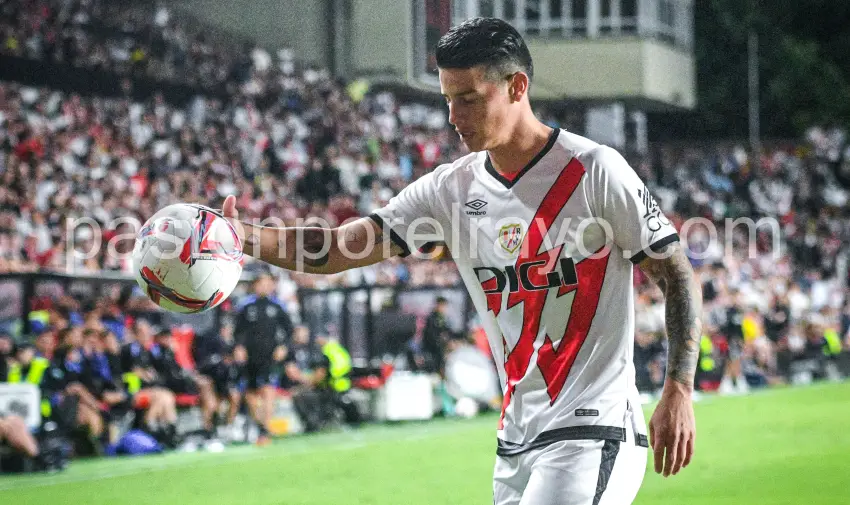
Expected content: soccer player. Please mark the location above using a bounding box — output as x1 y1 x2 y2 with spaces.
221 17 701 505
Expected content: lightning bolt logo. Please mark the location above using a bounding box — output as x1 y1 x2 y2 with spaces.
486 158 610 429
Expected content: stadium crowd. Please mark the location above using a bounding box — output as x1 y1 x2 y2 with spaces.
2 0 850 471
1 0 257 91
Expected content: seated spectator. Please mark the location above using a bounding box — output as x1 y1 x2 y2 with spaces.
284 327 357 432
311 333 360 427
151 328 221 446
120 319 179 448
80 329 128 445
49 328 108 448
193 324 242 439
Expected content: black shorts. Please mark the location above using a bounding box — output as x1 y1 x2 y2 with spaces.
166 375 199 395
54 395 80 430
245 361 275 391
199 363 238 397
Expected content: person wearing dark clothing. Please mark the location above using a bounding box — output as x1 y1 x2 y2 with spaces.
233 272 292 445
193 324 242 432
50 328 108 443
295 158 342 204
634 332 666 393
285 327 359 432
764 295 791 343
80 329 128 445
151 330 217 439
120 320 178 448
409 297 451 374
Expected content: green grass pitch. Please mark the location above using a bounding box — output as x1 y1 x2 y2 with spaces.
2 381 848 505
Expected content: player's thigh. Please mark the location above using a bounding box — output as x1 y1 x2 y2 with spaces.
518 440 602 505
518 438 646 505
597 441 647 505
493 451 529 505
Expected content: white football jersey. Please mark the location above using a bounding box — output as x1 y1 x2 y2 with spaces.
371 129 678 454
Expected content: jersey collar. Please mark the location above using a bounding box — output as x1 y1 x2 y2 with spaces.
485 128 560 189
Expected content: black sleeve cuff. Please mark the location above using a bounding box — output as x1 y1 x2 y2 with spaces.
368 213 412 258
629 233 680 264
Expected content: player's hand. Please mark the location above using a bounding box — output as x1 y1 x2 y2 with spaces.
273 345 287 362
649 380 695 477
221 195 246 244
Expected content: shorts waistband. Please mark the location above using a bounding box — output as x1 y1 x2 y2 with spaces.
497 425 648 457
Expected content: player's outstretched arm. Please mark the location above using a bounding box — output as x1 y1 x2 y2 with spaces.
221 195 403 275
637 241 703 478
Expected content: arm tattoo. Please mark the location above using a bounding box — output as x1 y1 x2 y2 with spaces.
245 233 261 248
244 230 262 258
343 226 364 246
639 242 703 387
302 227 331 267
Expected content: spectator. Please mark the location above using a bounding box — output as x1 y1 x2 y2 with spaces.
233 271 292 446
192 323 242 440
408 296 451 375
150 328 221 449
79 329 128 445
51 327 109 446
120 319 179 448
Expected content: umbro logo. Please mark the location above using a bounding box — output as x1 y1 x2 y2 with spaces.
465 199 488 216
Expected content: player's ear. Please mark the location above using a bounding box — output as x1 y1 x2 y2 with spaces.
507 72 529 103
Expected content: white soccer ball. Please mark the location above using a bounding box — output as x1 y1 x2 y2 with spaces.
132 203 244 314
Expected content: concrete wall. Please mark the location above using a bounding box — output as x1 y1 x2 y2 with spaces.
172 0 331 66
348 0 412 79
641 40 696 109
525 37 695 109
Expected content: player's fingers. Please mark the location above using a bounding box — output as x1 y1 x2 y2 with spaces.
653 445 665 475
648 419 659 449
222 195 238 219
652 432 665 475
663 433 679 477
672 434 688 475
682 434 695 469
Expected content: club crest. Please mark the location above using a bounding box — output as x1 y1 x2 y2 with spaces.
498 223 524 254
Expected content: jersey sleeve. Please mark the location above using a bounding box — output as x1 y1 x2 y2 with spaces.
584 146 679 263
369 170 444 257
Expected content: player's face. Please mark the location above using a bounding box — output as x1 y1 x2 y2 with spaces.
439 66 514 152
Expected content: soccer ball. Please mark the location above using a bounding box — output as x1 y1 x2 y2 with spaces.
132 203 243 314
